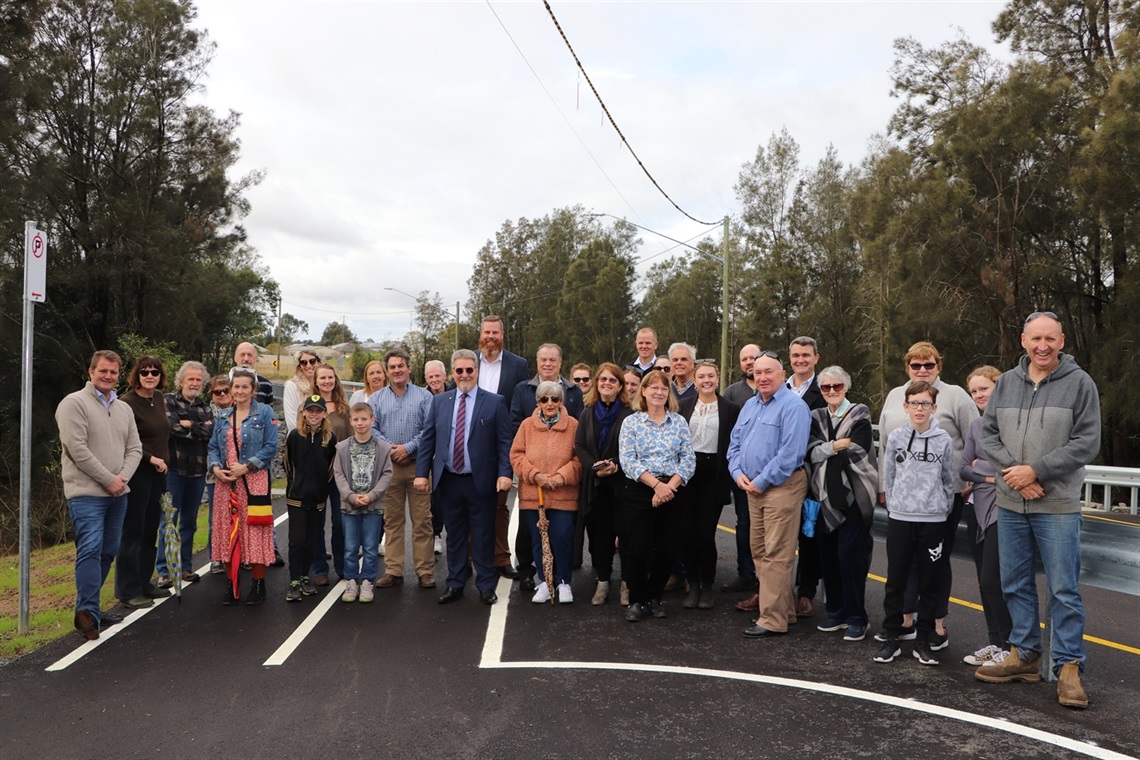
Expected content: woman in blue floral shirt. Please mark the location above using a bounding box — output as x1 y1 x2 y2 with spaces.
618 370 696 622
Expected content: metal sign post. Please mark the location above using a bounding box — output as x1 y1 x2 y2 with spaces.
19 221 47 634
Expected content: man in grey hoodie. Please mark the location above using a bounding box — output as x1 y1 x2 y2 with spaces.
974 311 1100 710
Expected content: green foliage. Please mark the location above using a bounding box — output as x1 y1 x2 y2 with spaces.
117 333 184 384
0 0 277 515
319 321 358 346
466 206 640 366
350 350 382 382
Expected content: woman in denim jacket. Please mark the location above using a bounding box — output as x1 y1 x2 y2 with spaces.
208 368 279 605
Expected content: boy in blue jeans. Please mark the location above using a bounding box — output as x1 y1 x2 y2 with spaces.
874 381 955 665
334 403 394 603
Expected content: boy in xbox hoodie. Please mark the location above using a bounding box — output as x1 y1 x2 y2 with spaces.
875 381 955 666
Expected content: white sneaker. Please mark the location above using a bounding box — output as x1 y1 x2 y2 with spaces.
981 649 1009 667
358 581 374 603
558 583 573 604
531 581 551 604
341 579 359 603
434 536 443 555
963 644 1002 666
378 541 385 556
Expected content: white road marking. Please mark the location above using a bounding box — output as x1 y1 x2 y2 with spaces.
263 578 346 666
46 511 289 672
478 531 1129 760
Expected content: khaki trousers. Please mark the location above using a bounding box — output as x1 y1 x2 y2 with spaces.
382 461 435 578
748 468 807 632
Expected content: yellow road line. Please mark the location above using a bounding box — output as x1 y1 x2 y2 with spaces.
1084 513 1140 528
719 524 1140 656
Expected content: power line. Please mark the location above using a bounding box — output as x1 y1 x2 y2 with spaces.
542 0 720 226
281 298 413 317
484 0 643 222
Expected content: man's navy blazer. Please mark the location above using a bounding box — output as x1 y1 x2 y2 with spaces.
493 350 531 398
417 388 513 497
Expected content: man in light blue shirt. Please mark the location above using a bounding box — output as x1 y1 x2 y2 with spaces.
727 352 810 639
369 348 436 589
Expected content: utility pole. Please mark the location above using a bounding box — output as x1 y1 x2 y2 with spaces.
720 215 730 392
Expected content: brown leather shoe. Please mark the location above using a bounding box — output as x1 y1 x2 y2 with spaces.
735 593 760 612
663 575 684 592
796 596 814 618
314 574 330 587
418 574 436 589
1057 662 1089 708
974 647 1041 683
375 573 403 588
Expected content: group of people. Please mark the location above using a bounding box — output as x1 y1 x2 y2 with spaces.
58 312 1099 709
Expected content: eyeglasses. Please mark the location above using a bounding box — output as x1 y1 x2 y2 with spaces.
909 361 938 371
298 357 319 366
754 350 780 361
820 383 845 393
654 366 671 374
211 388 230 396
453 367 475 375
138 368 161 378
905 400 934 410
1025 310 1060 324
598 376 619 384
573 376 590 384
536 396 562 404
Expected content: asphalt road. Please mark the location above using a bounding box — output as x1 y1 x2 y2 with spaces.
2 500 1138 760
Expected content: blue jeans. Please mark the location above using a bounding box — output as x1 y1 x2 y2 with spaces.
205 482 215 551
998 508 1085 671
342 512 383 583
310 489 344 578
68 495 128 615
524 508 575 585
157 472 206 576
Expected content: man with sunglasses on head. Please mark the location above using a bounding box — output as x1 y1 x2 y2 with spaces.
509 343 585 589
974 311 1100 709
727 351 811 639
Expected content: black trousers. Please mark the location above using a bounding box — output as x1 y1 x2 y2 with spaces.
624 480 680 605
883 517 946 641
115 466 164 600
585 482 626 581
902 493 963 618
795 529 821 599
680 453 722 585
818 516 873 626
288 505 322 582
969 516 1013 647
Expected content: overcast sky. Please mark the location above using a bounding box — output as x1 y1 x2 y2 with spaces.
191 0 1008 344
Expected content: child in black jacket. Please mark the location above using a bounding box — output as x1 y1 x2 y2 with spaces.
283 395 337 601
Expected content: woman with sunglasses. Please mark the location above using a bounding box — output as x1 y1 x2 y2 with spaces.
209 368 279 604
115 356 172 609
618 370 695 622
806 366 878 642
877 341 977 649
509 381 581 604
575 362 634 606
205 375 233 574
283 349 320 434
349 359 387 406
676 361 740 610
309 363 350 585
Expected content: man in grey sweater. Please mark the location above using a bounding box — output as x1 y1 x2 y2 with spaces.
975 312 1101 709
56 350 142 640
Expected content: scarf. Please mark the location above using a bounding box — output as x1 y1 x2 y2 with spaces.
539 409 562 429
594 399 622 449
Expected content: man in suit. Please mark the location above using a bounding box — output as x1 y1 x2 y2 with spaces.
786 336 826 618
415 349 514 604
475 315 530 578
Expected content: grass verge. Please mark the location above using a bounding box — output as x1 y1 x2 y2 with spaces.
0 507 211 659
